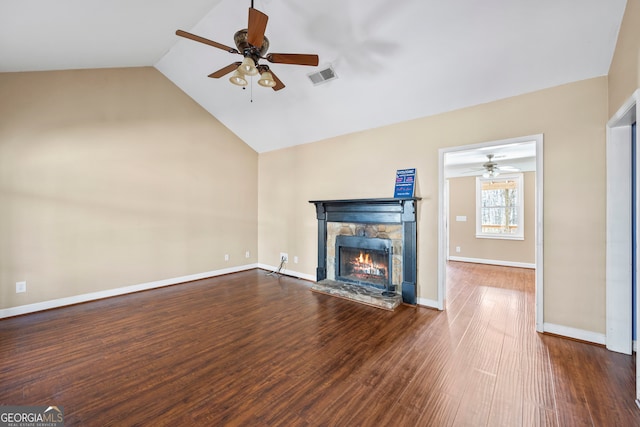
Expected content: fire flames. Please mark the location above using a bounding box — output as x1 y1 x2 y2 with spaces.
357 252 371 264
351 251 386 278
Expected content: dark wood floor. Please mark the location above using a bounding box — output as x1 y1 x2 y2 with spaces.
1 262 638 426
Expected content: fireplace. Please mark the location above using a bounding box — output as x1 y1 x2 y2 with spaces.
309 197 420 305
335 235 392 291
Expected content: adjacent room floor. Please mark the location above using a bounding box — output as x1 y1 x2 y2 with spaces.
0 262 638 425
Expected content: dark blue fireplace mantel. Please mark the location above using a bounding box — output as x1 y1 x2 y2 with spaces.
309 197 420 305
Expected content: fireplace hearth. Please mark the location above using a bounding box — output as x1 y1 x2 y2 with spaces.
309 198 420 308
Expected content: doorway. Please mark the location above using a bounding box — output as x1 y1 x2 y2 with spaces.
605 89 639 403
438 134 544 331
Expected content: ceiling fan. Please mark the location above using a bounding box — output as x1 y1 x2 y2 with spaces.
475 154 520 178
175 1 319 91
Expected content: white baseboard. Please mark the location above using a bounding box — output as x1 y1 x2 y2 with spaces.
257 263 316 282
449 256 535 269
0 264 259 319
417 297 442 310
543 322 606 345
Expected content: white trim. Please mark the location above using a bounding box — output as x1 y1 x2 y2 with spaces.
605 88 640 404
438 149 447 311
535 138 544 333
257 263 316 282
439 134 544 327
417 297 440 309
445 180 451 262
474 235 525 241
543 322 606 345
607 89 639 127
605 89 639 357
448 256 535 269
0 264 259 319
606 123 633 355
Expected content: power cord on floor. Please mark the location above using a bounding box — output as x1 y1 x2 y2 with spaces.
267 256 287 277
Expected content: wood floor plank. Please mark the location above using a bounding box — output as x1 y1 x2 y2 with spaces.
1 264 639 425
487 349 525 426
523 402 559 427
451 367 497 425
415 391 460 426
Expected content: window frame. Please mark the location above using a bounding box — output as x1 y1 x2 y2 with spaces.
475 173 524 240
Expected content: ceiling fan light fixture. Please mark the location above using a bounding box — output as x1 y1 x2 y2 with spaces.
483 170 500 178
239 56 258 76
258 71 276 88
229 70 248 86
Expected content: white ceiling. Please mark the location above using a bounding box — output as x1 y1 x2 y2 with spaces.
444 140 537 178
0 0 627 153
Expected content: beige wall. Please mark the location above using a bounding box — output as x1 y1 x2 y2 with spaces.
0 68 258 310
259 76 608 333
448 172 535 264
4 2 638 336
608 0 640 114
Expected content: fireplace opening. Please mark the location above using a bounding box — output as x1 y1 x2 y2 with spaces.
338 247 389 287
335 235 393 292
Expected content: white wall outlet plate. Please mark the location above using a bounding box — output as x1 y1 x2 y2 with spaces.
280 252 288 262
16 281 26 293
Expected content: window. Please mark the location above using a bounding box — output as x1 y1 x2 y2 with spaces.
476 173 524 240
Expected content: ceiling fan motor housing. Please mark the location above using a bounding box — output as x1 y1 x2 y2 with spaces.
234 29 269 63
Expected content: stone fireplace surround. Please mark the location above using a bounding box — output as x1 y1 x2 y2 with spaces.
309 198 420 306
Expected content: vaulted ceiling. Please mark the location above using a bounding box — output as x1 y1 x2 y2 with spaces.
1 0 627 153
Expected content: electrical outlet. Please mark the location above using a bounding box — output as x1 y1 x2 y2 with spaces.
16 281 26 293
294 256 299 264
224 254 229 261
280 252 288 263
455 246 461 253
245 251 250 258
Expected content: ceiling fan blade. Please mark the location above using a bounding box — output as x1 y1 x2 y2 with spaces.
266 53 319 66
497 166 520 172
463 168 486 174
247 8 268 47
269 70 286 91
208 62 242 79
176 30 238 53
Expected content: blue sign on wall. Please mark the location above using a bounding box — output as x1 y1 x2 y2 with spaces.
393 168 416 198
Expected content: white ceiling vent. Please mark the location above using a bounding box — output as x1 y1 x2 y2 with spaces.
308 65 338 86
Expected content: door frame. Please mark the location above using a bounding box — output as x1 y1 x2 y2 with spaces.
438 134 544 331
605 89 639 403
606 89 638 355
